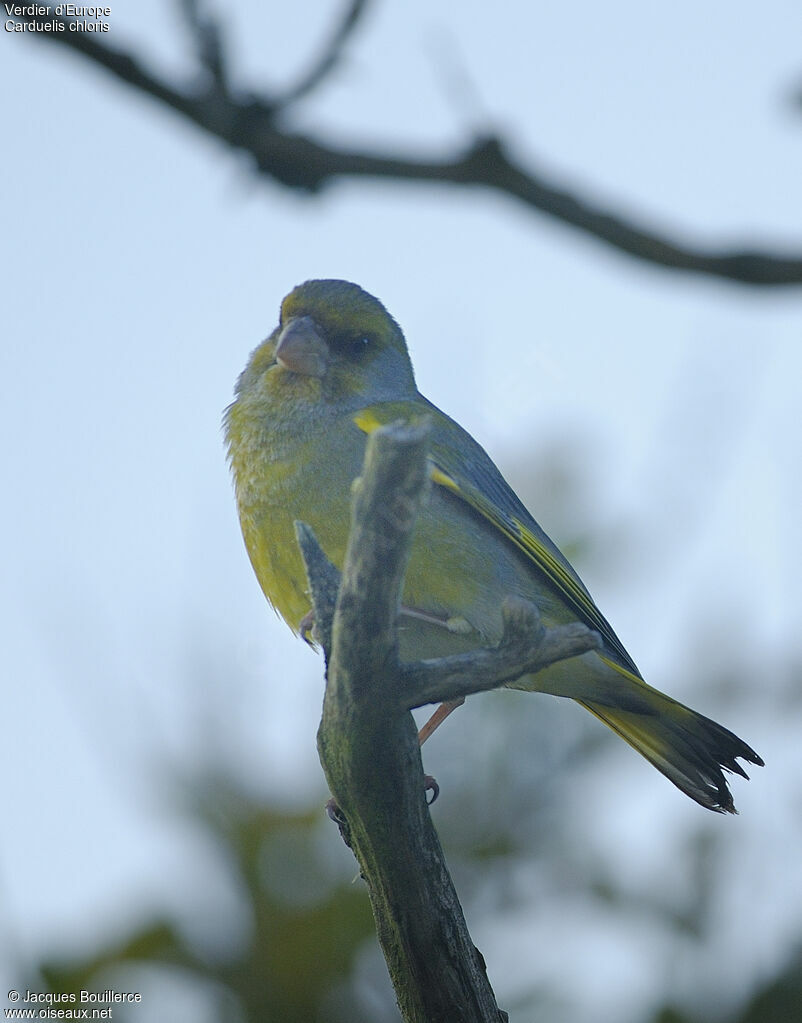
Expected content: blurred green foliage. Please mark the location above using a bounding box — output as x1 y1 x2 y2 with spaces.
20 760 802 1022
34 782 377 1022
14 445 800 1022
654 945 802 1023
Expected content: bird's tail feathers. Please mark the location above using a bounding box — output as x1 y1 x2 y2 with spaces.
580 692 763 813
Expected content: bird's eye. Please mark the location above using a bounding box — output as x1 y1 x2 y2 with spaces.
345 334 371 354
331 331 373 355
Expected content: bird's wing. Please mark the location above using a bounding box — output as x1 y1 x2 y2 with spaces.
352 398 639 674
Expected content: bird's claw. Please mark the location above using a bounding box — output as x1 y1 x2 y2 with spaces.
423 774 440 805
325 797 345 824
299 609 317 647
325 797 353 848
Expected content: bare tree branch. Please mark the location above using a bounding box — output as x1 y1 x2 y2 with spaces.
399 596 601 709
276 0 370 108
12 8 802 286
297 421 602 1022
178 0 229 92
302 423 506 1023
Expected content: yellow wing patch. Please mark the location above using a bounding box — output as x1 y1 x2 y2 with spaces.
353 405 634 669
352 408 388 434
354 410 461 497
421 464 633 668
428 465 460 493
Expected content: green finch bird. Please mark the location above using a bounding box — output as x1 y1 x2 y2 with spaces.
224 279 762 813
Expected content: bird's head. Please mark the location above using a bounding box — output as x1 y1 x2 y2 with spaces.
236 280 416 409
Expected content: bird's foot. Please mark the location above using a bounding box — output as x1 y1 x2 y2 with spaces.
325 797 352 848
423 775 440 804
299 609 317 647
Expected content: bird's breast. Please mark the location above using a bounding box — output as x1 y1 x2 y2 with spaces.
227 400 365 630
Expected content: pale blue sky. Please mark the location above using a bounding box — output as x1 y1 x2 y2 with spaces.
2 3 801 1020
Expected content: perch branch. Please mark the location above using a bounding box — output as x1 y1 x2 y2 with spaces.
399 596 601 709
297 422 600 1022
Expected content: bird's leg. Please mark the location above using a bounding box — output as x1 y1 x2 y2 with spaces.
323 602 467 805
401 604 469 790
418 696 466 745
419 698 465 804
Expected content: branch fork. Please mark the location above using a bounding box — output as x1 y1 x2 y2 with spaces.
295 421 600 1023
12 5 802 285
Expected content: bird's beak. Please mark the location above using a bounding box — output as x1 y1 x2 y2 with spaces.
275 316 330 377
